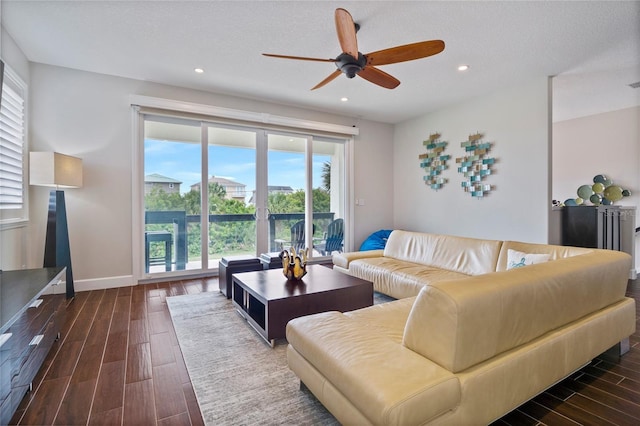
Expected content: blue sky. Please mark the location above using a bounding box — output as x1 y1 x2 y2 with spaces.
144 139 329 196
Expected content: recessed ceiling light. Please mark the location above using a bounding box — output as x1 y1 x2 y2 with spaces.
457 65 469 71
194 68 205 73
340 97 349 102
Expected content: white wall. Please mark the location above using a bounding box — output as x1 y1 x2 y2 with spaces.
552 106 639 210
25 63 394 289
393 77 551 243
352 119 394 247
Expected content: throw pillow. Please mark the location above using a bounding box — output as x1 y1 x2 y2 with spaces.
359 229 393 251
507 249 551 270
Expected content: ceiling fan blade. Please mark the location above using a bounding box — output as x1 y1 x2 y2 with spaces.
262 53 337 63
335 8 358 58
366 40 445 66
311 70 342 90
358 66 400 89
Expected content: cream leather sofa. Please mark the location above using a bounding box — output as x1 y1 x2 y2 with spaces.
286 230 636 425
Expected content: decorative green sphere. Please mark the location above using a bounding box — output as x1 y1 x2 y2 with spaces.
622 189 631 197
592 182 605 194
593 174 606 184
577 185 593 199
603 185 623 202
589 194 602 205
564 198 578 206
602 198 612 205
575 197 584 205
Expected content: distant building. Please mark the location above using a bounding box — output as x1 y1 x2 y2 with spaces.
248 185 294 205
145 173 182 195
191 176 247 202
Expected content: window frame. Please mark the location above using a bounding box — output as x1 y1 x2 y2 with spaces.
0 61 29 229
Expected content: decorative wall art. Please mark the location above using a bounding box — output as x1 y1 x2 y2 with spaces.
455 133 496 198
562 174 631 206
418 133 450 190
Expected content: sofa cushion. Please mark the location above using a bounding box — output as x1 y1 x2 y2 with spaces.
496 240 591 271
286 310 461 425
506 249 551 269
344 296 416 343
384 230 503 275
332 249 383 270
359 229 393 251
402 249 631 373
349 257 470 299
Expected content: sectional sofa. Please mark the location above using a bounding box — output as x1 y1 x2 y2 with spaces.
286 230 636 425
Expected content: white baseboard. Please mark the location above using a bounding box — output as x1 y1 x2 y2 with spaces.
49 275 136 294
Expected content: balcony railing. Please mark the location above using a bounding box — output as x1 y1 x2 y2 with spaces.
144 211 336 271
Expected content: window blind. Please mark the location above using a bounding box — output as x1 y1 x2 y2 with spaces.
0 68 26 210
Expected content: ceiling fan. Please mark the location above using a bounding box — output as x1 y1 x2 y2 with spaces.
263 8 445 90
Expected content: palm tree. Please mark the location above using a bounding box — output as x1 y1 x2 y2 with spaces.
321 161 331 192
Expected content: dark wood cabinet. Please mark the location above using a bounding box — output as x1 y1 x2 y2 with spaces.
561 205 620 249
0 267 66 425
559 205 637 279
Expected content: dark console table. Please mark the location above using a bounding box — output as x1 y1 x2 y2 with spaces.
0 267 66 424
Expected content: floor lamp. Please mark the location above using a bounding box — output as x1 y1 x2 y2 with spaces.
30 152 83 298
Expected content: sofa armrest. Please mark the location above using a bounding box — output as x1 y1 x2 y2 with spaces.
332 249 384 270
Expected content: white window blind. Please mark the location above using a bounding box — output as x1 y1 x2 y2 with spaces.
0 63 27 220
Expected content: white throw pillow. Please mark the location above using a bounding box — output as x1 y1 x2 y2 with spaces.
506 249 551 270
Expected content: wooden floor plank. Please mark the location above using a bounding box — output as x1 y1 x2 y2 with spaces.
90 360 125 416
560 376 640 419
126 342 153 384
496 407 539 425
575 372 640 406
123 379 156 426
14 376 69 425
183 382 205 426
150 331 177 367
128 318 149 345
516 400 581 426
53 379 96 426
42 339 84 380
153 362 189 421
88 406 122 426
534 392 616 426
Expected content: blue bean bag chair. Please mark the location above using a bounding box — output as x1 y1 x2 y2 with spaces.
359 229 393 251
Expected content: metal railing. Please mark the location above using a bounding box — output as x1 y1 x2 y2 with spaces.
144 211 336 271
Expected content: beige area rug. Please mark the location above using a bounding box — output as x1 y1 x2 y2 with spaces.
167 290 340 425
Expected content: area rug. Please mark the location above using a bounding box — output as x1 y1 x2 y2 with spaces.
168 290 395 425
167 291 333 425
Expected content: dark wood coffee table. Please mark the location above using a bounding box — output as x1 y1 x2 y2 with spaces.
232 265 373 347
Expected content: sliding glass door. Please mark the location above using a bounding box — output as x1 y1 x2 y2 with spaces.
144 117 202 273
141 115 346 278
312 138 345 257
206 126 258 268
265 134 346 258
265 133 307 254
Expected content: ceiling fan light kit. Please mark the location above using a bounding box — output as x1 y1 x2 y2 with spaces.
263 8 445 90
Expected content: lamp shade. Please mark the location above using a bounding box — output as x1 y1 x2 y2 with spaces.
29 152 83 188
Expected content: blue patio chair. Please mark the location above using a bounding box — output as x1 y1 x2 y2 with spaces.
316 218 344 256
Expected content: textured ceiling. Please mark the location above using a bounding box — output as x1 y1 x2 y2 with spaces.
2 1 639 123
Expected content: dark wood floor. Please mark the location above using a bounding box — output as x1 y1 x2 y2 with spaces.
10 277 640 425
